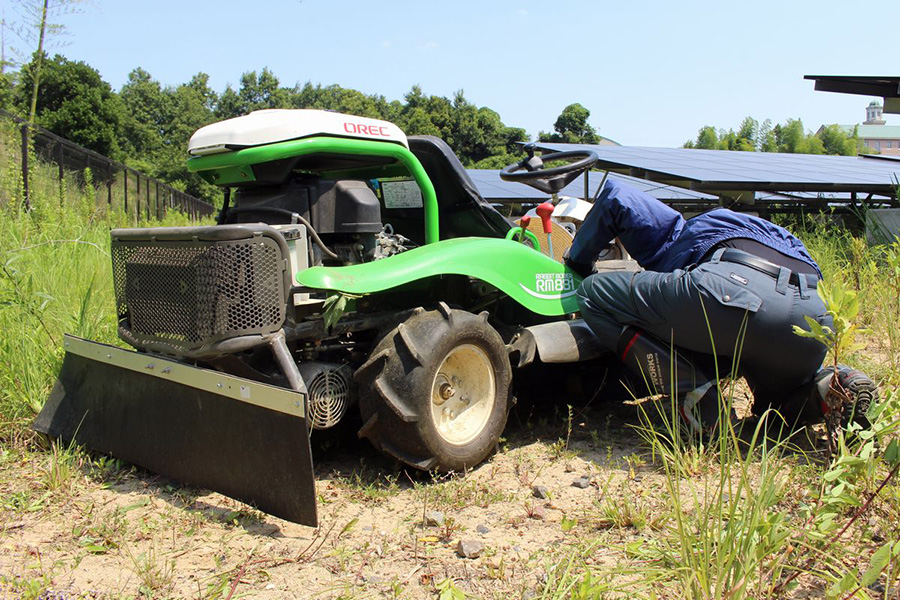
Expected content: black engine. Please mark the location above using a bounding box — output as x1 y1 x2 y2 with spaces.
223 178 397 265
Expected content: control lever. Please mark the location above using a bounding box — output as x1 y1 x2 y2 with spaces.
517 215 531 243
535 202 555 259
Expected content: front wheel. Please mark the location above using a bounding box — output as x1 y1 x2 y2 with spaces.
355 305 512 471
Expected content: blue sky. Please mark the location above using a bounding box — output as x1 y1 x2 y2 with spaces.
38 0 900 146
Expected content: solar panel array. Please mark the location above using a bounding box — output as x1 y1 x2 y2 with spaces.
467 169 717 202
532 144 900 195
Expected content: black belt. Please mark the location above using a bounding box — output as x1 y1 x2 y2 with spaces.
719 249 820 288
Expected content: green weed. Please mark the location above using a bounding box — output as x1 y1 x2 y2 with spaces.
415 472 512 510
127 544 176 598
43 438 83 493
331 469 401 504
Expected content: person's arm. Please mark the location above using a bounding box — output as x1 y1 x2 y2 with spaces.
566 180 685 274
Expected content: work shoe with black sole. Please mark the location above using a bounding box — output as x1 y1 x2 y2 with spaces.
816 365 879 430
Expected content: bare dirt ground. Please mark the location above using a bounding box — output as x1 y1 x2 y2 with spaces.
0 376 838 600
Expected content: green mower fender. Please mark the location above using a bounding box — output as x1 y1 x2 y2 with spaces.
296 237 583 316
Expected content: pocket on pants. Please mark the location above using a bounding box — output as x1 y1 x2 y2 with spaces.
694 269 763 313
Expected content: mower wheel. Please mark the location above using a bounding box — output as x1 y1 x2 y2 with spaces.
355 305 512 472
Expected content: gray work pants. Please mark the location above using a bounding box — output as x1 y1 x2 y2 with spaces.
576 248 830 410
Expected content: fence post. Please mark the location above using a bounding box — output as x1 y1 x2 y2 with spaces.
3 110 213 220
21 124 30 211
136 172 140 222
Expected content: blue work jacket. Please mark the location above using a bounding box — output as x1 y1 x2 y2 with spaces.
567 180 821 276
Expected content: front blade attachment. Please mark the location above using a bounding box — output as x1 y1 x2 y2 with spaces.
34 335 317 526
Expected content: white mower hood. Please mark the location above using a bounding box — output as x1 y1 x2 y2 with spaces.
188 109 409 156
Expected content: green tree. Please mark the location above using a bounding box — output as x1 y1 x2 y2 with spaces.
119 67 169 161
215 68 288 119
14 53 123 156
538 103 600 144
758 119 777 152
818 124 858 156
735 116 758 151
686 125 719 149
158 73 219 198
289 82 400 121
116 69 220 200
777 119 822 154
686 117 852 155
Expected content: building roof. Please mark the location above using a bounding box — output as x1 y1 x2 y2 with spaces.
835 124 900 139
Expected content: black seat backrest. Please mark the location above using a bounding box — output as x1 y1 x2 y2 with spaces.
407 136 512 240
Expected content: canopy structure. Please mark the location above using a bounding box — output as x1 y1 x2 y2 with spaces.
805 75 900 114
528 143 900 211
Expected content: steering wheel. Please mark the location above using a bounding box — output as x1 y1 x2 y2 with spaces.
500 144 599 194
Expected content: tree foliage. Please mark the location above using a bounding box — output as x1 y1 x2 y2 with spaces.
538 103 600 144
3 55 595 200
14 53 123 156
684 116 859 156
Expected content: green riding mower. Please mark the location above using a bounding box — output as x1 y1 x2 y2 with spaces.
35 109 616 526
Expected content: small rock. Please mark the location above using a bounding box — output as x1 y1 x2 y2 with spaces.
367 575 386 584
532 485 549 499
424 511 445 527
476 524 490 534
265 584 275 590
362 525 373 531
530 505 546 520
457 539 484 559
571 477 590 489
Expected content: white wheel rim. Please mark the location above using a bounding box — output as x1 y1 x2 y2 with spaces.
430 344 496 445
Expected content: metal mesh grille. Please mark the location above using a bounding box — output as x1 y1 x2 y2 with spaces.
111 237 286 351
307 369 350 430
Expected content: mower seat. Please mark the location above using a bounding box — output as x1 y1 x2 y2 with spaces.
407 136 513 241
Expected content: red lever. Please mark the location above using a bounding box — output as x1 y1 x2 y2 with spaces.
516 215 531 242
535 202 554 234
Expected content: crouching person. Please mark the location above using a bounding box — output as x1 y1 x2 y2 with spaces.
565 180 878 434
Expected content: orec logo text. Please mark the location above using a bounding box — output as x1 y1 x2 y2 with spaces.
344 122 391 137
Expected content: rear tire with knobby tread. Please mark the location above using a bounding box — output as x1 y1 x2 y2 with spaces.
355 307 511 472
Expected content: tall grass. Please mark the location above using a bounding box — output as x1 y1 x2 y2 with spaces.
0 123 205 440
800 216 900 385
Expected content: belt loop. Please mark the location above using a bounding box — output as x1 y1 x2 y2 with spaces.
775 267 789 295
710 247 727 263
798 273 809 299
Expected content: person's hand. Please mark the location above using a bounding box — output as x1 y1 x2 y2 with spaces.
563 248 594 278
